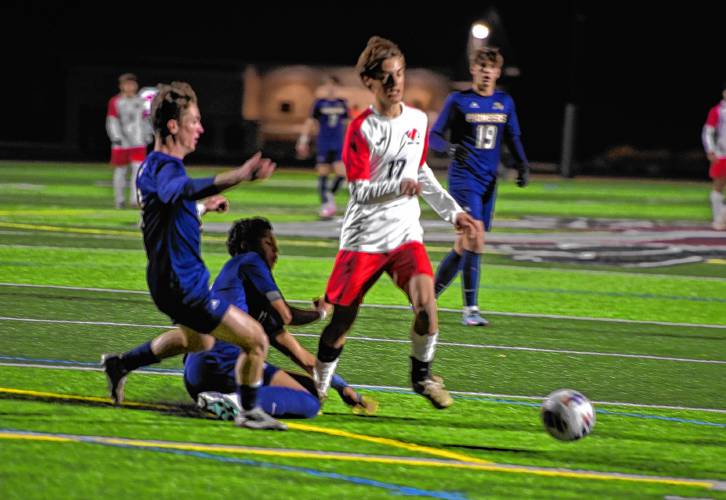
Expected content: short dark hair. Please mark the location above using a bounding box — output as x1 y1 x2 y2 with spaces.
356 36 405 82
118 73 137 83
150 81 197 141
470 47 504 68
227 217 273 257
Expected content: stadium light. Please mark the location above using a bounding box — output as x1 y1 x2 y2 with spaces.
471 22 490 40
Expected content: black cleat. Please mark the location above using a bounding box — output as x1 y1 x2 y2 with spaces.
101 354 128 405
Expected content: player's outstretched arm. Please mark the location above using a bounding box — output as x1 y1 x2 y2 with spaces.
214 152 276 190
418 163 464 224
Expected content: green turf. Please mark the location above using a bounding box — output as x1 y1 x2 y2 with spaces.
1 161 725 499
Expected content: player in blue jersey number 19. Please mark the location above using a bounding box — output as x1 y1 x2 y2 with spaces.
430 47 530 327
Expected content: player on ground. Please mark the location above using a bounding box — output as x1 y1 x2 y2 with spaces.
430 47 530 326
212 217 378 414
106 73 153 209
101 81 285 430
312 36 476 409
702 81 726 231
296 76 350 219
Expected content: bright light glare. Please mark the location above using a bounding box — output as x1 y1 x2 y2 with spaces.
471 23 490 40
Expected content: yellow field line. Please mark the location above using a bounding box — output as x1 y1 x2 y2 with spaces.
0 430 716 490
0 386 485 463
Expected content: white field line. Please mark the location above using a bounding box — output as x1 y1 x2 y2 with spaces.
2 361 725 415
1 315 724 365
2 282 725 330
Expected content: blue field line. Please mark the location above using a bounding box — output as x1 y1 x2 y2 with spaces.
2 355 725 428
1 429 467 500
0 355 182 374
480 284 726 304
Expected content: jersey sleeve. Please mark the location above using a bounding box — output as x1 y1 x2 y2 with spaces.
504 97 528 166
703 106 719 154
240 254 282 302
311 100 322 120
428 93 457 153
418 163 463 224
105 97 123 144
156 161 221 204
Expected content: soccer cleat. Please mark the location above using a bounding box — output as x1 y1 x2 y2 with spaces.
319 201 336 220
337 387 379 416
196 391 240 421
713 215 726 231
234 406 288 431
413 375 454 409
462 308 489 327
101 354 128 405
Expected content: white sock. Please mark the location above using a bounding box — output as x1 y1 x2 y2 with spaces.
411 332 438 363
129 162 141 207
113 167 127 207
313 358 339 397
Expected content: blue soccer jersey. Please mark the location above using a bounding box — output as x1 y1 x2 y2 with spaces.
430 89 525 192
136 151 221 307
211 252 283 329
312 98 349 149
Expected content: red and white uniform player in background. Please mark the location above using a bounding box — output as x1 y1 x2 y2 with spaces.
702 82 726 230
106 73 153 209
313 36 476 410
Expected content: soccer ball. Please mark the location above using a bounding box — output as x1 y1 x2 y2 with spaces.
541 389 595 441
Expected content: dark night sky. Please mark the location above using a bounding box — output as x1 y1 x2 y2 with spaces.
3 2 724 163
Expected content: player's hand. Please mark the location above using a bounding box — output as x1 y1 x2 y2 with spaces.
515 163 530 188
313 296 332 321
400 178 421 197
215 152 276 188
295 142 310 159
448 141 475 164
707 152 717 163
203 195 229 213
454 211 476 235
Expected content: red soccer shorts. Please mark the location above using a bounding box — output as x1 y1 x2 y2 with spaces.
111 146 147 166
710 158 726 179
325 241 433 307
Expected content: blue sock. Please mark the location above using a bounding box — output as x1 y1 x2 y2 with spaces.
318 176 329 203
120 341 160 372
238 382 261 411
330 176 345 194
330 373 349 392
461 250 481 308
434 250 462 297
258 387 320 418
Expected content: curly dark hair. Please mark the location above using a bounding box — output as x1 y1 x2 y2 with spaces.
150 81 198 141
226 217 273 257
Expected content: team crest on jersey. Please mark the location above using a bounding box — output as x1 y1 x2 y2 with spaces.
493 102 505 110
405 128 421 145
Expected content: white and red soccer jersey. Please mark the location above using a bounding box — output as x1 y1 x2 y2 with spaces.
703 100 726 159
339 103 463 253
106 94 152 149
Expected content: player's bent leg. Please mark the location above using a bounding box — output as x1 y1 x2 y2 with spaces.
406 274 453 409
314 304 358 399
434 234 464 299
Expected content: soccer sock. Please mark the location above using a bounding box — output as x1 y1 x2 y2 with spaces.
318 175 329 204
330 373 349 392
330 175 345 194
129 162 141 206
238 379 262 411
710 190 724 222
120 341 160 372
461 250 481 308
410 332 438 385
434 250 462 297
112 167 126 207
257 387 320 419
314 341 343 397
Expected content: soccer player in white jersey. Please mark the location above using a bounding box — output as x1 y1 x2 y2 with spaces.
106 73 153 209
312 36 476 409
702 81 726 231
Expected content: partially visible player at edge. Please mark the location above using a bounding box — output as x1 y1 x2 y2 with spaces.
313 36 476 409
702 81 726 231
430 47 530 326
101 81 286 430
296 75 350 219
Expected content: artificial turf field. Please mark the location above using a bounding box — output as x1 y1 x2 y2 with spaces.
0 161 725 499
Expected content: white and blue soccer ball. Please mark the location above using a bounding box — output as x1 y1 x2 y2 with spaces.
541 389 596 441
